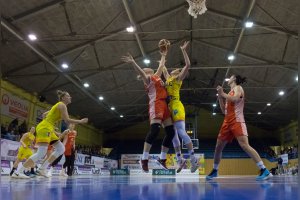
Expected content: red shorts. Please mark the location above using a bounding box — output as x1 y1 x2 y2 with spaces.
149 99 171 121
218 121 248 142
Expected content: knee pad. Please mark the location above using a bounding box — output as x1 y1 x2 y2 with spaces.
52 141 65 157
172 132 181 148
162 125 175 148
30 146 48 162
145 123 161 145
174 121 191 145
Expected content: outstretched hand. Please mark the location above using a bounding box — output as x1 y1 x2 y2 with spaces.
180 41 190 51
80 118 88 124
121 53 134 63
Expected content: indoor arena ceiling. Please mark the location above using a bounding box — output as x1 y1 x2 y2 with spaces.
0 0 298 132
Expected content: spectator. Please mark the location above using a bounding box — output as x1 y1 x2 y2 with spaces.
8 118 19 132
18 120 28 135
277 156 283 175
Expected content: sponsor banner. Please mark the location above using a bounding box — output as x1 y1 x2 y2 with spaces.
121 154 161 170
121 153 205 174
1 139 118 175
1 89 30 120
75 153 87 166
1 139 20 161
91 156 104 168
110 169 130 175
1 160 11 175
281 154 288 164
152 169 176 176
77 165 93 175
103 158 118 169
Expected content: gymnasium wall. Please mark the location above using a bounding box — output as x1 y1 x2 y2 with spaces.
277 120 298 146
105 107 275 142
0 79 103 146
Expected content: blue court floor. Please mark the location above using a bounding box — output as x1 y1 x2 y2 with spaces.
0 174 298 200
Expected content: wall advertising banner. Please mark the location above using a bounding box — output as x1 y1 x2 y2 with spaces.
1 89 30 120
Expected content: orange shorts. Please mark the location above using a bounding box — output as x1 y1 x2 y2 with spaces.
218 121 248 142
149 99 171 121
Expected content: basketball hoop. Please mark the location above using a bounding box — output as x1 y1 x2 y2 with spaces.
186 0 207 18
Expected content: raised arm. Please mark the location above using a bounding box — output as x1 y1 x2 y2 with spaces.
121 53 149 85
178 41 190 81
154 52 167 77
162 66 170 80
217 96 225 114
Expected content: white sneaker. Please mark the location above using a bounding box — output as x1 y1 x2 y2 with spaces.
176 158 187 173
11 172 30 179
190 156 199 173
59 170 68 177
36 168 50 178
47 167 53 177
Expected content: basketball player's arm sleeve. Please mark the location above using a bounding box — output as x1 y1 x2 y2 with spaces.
155 53 166 77
178 47 191 81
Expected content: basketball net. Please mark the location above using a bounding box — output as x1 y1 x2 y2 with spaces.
186 0 207 18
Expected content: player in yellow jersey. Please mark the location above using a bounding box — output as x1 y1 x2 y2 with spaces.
10 127 36 177
163 41 198 173
12 90 88 178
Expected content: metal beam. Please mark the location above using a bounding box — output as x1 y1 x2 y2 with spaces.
1 18 117 117
122 0 146 57
6 63 296 78
6 0 64 23
4 3 186 76
207 7 298 39
95 86 297 94
193 39 297 72
40 38 186 93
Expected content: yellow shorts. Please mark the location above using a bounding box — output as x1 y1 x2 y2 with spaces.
35 121 59 143
17 146 33 160
168 100 185 122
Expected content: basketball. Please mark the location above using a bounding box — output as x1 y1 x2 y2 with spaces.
158 39 170 53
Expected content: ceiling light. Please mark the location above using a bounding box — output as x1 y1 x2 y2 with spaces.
61 63 69 69
278 91 285 96
266 103 271 106
258 112 261 115
111 107 115 110
143 58 150 64
99 96 104 101
296 76 298 81
213 104 217 107
126 26 135 33
245 21 254 28
212 112 216 115
28 34 37 41
83 83 89 88
120 115 124 118
227 54 235 61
